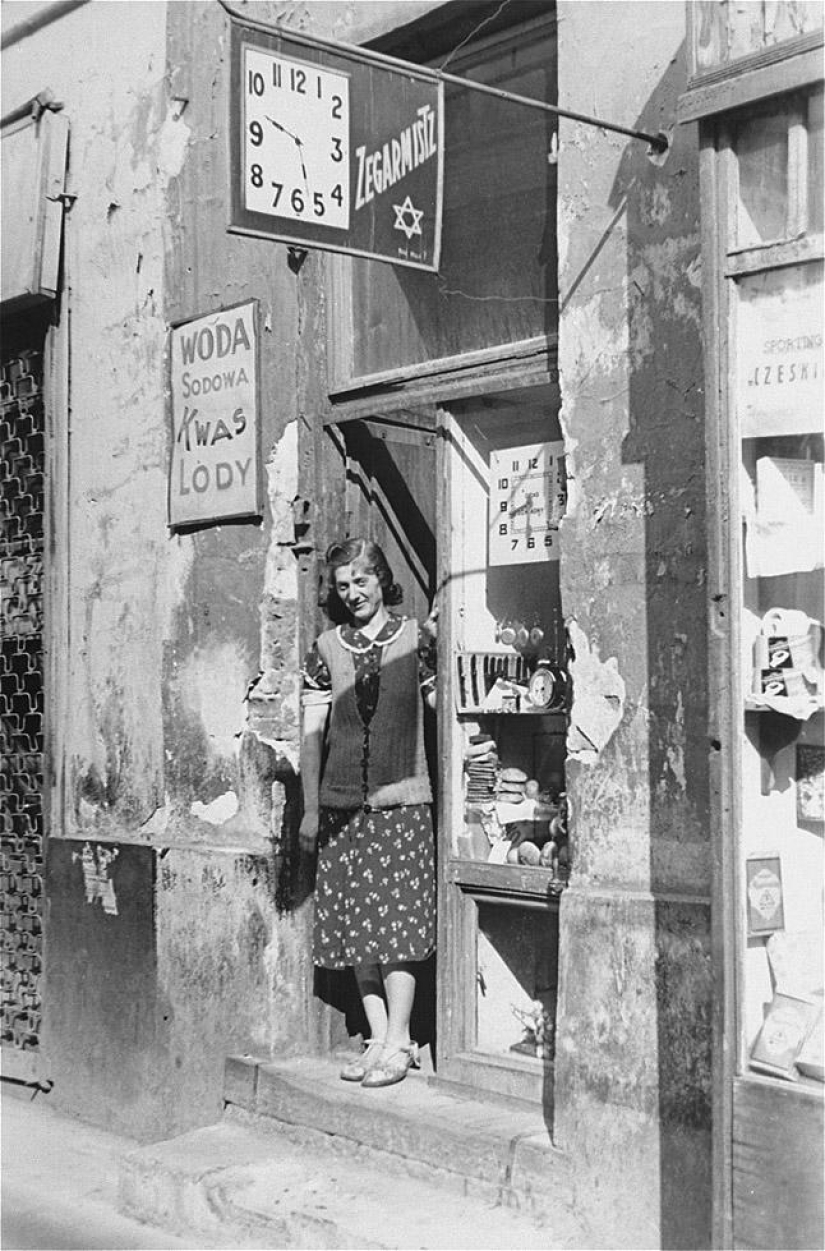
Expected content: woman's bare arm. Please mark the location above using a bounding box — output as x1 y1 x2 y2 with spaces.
299 701 330 852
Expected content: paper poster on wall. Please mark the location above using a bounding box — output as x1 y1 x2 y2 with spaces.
736 263 823 438
168 300 262 528
745 456 825 577
749 991 821 1080
746 855 785 936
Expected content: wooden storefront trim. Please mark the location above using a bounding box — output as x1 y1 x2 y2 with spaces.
325 337 558 426
678 32 823 124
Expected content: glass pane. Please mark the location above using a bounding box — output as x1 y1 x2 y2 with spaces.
736 262 825 1085
736 111 789 247
476 902 558 1061
808 90 824 235
445 392 568 866
346 21 556 380
692 1 824 75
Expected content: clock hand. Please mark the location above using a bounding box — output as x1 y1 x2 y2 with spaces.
266 117 310 196
265 115 301 145
295 138 310 196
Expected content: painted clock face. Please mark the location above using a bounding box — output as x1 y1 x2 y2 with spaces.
243 47 351 230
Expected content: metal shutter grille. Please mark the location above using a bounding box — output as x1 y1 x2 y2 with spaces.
1 347 44 1056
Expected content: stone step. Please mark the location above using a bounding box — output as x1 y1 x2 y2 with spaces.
118 1056 588 1249
120 1109 583 1249
223 1053 573 1216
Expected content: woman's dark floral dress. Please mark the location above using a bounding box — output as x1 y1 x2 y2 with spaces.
302 614 436 970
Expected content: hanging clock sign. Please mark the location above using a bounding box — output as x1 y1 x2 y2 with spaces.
228 14 443 271
488 441 567 566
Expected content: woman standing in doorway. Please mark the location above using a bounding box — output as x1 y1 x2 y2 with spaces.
299 538 437 1088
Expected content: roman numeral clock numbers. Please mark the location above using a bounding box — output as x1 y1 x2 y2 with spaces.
242 47 351 230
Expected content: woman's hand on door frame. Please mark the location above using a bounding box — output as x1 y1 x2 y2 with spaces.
299 809 320 853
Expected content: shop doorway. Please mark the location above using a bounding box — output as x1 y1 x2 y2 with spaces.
318 2 561 1100
336 417 437 623
322 414 439 1058
325 381 567 1110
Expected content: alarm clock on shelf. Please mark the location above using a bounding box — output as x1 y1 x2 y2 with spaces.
527 660 568 712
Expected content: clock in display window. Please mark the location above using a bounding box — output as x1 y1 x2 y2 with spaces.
488 441 566 566
243 47 350 230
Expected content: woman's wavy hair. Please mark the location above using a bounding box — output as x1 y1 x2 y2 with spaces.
323 537 403 615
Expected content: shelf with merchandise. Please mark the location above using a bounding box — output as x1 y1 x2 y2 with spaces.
454 650 569 716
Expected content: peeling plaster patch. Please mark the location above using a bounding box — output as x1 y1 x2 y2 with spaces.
266 421 299 538
179 641 248 751
639 184 672 227
562 292 631 388
591 491 653 527
249 729 301 774
672 289 701 329
264 423 302 606
140 800 173 836
266 563 299 604
156 106 192 179
190 791 239 825
246 669 301 771
160 537 196 640
259 931 286 1051
685 256 702 288
73 843 119 915
628 233 702 360
567 620 627 762
255 423 303 765
78 796 101 829
661 690 687 794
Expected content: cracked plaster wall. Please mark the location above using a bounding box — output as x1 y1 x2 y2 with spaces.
552 6 712 1247
3 3 177 839
557 0 709 897
4 0 449 1140
2 0 319 1135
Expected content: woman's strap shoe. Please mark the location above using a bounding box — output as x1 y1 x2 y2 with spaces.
361 1042 420 1088
339 1038 384 1082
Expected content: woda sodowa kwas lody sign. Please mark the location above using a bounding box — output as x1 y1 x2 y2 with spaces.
168 300 262 528
228 14 444 271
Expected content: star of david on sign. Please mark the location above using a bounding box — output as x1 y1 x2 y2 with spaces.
392 195 423 240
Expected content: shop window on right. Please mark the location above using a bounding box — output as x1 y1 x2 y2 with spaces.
736 255 824 1085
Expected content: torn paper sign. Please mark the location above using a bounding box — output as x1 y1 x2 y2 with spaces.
745 456 824 578
566 622 626 762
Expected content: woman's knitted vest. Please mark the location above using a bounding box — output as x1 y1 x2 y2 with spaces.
317 618 432 810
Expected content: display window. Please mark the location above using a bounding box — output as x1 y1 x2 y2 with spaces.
433 383 567 1105
683 12 823 1239
475 901 559 1063
443 389 568 879
731 91 824 1088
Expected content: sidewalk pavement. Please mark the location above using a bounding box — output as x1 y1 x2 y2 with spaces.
1 1084 204 1251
